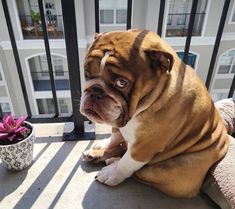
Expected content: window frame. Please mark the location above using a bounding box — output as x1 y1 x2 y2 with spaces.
217 50 235 75
0 102 11 114
99 0 128 26
100 8 127 26
211 49 235 101
229 0 235 24
163 0 210 38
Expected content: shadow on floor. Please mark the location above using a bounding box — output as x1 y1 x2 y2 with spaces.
0 165 28 201
81 178 210 209
0 137 94 209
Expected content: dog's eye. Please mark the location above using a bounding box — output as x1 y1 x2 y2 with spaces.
115 78 129 88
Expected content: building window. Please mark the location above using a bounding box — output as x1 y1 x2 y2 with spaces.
38 55 49 77
116 9 127 24
99 0 127 25
229 1 235 23
232 10 235 23
0 102 11 115
37 98 70 114
37 98 54 114
218 50 235 74
211 49 235 102
58 99 68 114
28 54 69 91
53 57 64 77
211 92 229 102
100 10 114 24
177 52 197 68
166 0 208 37
16 0 64 39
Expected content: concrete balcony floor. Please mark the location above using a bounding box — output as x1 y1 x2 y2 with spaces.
0 123 212 209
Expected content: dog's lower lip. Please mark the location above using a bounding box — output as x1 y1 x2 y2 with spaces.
85 108 96 115
84 108 103 121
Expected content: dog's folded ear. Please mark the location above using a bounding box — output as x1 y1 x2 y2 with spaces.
94 33 99 39
94 32 106 39
145 50 174 72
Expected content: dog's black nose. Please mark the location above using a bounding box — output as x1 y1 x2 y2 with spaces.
90 86 106 100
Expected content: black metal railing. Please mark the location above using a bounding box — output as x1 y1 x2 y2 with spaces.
1 0 234 140
19 15 64 39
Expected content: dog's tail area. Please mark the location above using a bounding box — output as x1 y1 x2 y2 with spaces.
215 98 235 135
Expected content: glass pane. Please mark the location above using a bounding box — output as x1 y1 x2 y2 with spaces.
218 65 230 74
37 98 55 114
218 50 235 74
59 99 68 113
100 10 114 24
219 56 233 66
231 65 235 73
211 93 228 102
232 10 235 22
55 65 64 76
53 56 64 76
0 102 11 114
167 14 173 25
17 0 64 39
40 55 49 73
166 0 207 37
116 9 127 24
176 14 187 25
29 55 70 91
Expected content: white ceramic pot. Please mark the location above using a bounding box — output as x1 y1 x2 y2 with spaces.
0 121 35 171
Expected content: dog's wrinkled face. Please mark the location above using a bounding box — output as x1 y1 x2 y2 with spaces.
80 30 174 127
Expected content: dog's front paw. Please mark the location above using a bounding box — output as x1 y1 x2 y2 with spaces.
92 138 111 150
82 149 105 163
95 160 126 186
82 138 111 163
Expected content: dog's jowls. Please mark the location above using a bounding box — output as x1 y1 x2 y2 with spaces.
80 29 229 198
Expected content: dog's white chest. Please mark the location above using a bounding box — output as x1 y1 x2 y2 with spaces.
119 118 139 144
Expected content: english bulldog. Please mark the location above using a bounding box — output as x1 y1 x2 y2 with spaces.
80 29 229 198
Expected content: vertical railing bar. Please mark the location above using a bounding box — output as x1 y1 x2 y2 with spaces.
0 105 3 119
61 0 95 141
38 0 59 117
228 75 235 98
205 0 230 89
2 0 32 117
183 0 198 63
126 0 132 30
157 0 165 37
94 0 100 33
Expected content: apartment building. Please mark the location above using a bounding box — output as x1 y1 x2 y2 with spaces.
0 0 234 116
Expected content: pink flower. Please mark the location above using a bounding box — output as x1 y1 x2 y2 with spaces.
0 115 29 142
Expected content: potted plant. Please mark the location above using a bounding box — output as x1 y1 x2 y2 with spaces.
31 10 41 36
0 115 35 171
31 10 41 25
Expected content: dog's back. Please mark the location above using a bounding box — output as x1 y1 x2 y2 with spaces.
134 48 229 198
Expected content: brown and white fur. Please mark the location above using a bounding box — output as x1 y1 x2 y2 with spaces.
80 30 229 198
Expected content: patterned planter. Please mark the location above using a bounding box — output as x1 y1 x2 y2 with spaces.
0 122 35 171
